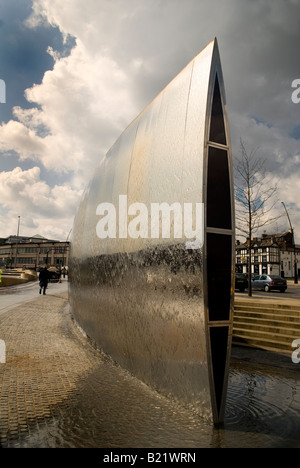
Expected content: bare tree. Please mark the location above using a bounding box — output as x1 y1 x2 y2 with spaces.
234 139 280 296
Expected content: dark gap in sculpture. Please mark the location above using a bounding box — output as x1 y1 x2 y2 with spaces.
209 75 227 145
209 326 229 416
207 233 231 321
207 147 231 230
206 70 233 423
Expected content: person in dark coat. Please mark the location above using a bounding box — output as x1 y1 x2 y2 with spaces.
39 266 49 295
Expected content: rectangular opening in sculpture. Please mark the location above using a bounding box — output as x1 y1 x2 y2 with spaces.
207 147 231 230
209 75 227 145
209 326 229 417
207 233 232 321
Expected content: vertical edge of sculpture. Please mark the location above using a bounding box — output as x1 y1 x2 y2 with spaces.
69 38 235 425
204 40 235 425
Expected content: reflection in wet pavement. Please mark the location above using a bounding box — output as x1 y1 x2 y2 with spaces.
224 363 300 447
8 345 300 448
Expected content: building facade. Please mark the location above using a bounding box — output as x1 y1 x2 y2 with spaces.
0 234 70 270
236 237 281 276
268 231 300 278
236 231 300 278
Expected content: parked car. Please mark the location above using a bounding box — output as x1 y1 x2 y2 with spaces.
251 274 287 293
47 268 61 283
235 273 248 292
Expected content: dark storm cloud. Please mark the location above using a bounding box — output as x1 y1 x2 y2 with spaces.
0 0 299 239
0 0 72 123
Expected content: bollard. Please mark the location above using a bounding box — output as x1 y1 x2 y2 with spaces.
0 340 6 364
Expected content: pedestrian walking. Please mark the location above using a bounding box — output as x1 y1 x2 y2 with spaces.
39 266 49 295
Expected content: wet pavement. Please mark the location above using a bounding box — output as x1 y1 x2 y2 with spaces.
0 280 300 448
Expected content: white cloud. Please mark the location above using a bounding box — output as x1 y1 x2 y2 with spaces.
0 120 45 160
0 36 139 185
0 0 299 242
0 167 79 239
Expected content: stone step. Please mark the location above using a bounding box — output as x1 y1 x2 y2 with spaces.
234 311 300 324
232 334 293 354
233 324 298 342
235 300 300 308
1 271 22 277
233 317 300 334
233 300 300 355
235 303 300 313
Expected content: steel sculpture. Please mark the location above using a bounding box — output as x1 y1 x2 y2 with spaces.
69 38 235 425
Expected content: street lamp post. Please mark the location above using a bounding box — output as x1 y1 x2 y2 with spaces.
14 216 21 269
46 249 52 266
282 202 298 284
62 228 72 268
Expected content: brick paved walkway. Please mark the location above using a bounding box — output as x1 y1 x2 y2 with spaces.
0 291 99 447
1 289 300 448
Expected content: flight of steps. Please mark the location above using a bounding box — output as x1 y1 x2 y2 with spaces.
233 300 300 355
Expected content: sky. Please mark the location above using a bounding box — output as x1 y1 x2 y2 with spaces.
0 0 299 242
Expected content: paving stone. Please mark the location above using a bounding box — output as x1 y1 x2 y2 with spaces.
0 291 100 447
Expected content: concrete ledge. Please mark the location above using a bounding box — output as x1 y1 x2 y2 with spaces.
0 269 37 288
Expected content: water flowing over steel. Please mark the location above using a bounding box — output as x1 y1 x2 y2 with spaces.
69 38 235 425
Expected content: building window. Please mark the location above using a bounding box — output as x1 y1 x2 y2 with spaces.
0 248 11 255
15 258 36 265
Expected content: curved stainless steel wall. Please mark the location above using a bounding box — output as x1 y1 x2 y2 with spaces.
69 38 235 425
